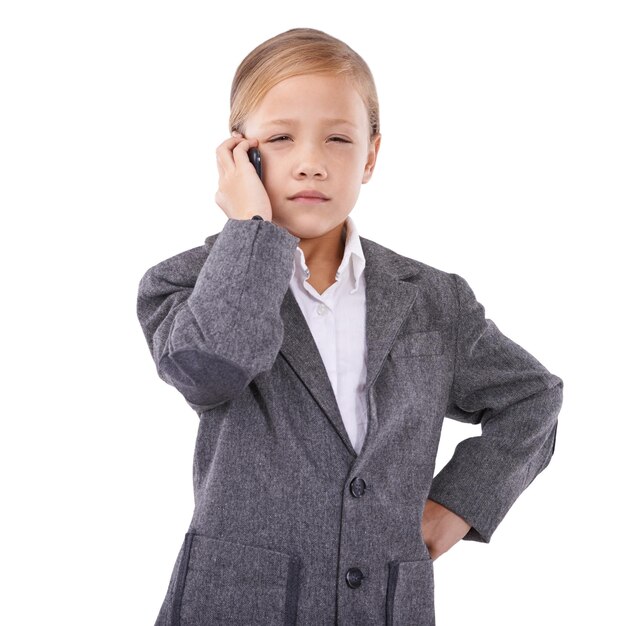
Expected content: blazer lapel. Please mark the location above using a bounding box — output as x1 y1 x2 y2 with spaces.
280 289 354 454
279 236 422 458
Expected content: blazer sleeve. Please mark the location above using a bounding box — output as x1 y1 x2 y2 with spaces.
136 217 300 414
428 273 564 543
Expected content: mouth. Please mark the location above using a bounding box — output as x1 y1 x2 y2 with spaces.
288 190 330 204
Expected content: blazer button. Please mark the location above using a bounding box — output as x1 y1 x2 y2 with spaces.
346 567 364 589
350 477 367 498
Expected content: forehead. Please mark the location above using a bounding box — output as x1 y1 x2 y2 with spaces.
248 74 368 129
257 117 359 129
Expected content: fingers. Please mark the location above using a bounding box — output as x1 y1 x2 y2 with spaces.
232 137 259 171
215 133 259 174
215 135 241 174
214 130 271 220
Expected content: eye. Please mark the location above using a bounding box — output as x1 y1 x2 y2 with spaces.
268 135 351 143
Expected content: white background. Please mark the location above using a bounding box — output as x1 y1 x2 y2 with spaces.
1 1 624 624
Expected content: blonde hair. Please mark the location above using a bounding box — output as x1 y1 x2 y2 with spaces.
229 28 380 141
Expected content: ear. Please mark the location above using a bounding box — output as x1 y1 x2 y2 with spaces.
362 133 382 184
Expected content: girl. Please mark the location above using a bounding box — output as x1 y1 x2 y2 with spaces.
137 27 563 626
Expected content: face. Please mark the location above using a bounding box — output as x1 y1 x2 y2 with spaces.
242 73 381 240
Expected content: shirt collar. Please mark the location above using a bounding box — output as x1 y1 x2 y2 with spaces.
291 215 366 295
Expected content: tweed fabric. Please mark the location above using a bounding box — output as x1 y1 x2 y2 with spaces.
137 217 563 625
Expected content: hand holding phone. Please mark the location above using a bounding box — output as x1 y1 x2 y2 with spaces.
214 133 272 221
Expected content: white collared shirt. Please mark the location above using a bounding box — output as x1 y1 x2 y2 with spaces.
289 215 368 454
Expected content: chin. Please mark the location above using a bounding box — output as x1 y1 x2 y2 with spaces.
274 214 338 239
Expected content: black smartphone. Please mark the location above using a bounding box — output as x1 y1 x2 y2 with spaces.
248 147 262 179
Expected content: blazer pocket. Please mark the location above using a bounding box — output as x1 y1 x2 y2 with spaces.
386 558 435 626
391 330 444 357
170 531 301 626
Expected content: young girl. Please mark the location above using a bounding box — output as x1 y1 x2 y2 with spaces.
137 27 563 626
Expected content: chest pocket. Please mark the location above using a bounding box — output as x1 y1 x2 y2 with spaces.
391 330 444 357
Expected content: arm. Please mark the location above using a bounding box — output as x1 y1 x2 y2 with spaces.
427 273 564 544
136 217 300 414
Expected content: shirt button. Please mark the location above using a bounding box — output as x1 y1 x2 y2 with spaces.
349 477 367 498
346 567 364 589
316 303 328 315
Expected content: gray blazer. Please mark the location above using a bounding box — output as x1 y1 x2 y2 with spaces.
137 217 563 626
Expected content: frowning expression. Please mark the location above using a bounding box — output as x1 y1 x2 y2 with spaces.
242 73 381 239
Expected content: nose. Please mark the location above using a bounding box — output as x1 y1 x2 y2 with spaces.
293 145 327 179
